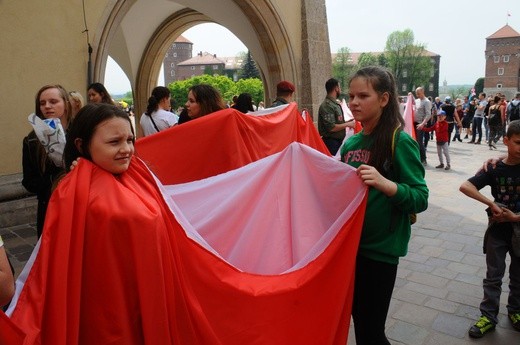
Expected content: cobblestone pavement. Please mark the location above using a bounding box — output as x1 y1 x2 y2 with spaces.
2 135 519 344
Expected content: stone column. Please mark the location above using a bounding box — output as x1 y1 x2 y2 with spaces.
300 0 332 121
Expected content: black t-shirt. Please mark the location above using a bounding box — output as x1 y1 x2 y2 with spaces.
469 161 520 212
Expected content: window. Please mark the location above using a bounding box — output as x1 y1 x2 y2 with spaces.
402 70 408 78
173 53 177 58
498 68 504 75
497 84 502 88
494 56 500 63
165 53 168 58
213 65 219 70
429 83 434 92
503 55 509 62
402 84 407 92
190 66 195 70
201 66 205 70
171 70 174 77
173 44 176 48
170 63 174 68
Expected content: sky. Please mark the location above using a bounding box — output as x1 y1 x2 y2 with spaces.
105 0 519 94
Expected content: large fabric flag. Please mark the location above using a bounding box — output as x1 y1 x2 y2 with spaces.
403 93 416 140
2 104 367 344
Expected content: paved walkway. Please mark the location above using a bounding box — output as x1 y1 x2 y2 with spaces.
1 135 519 344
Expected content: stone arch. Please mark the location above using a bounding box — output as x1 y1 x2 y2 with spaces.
90 0 300 119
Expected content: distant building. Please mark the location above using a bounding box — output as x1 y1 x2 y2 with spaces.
163 35 193 85
331 50 441 98
176 51 226 80
484 24 520 99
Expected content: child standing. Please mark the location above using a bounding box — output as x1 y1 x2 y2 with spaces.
419 110 451 170
340 66 429 344
459 120 520 338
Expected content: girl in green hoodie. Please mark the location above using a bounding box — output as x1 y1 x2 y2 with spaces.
340 66 429 345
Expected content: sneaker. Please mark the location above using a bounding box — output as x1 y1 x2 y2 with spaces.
468 141 475 144
468 315 495 338
509 313 520 331
435 164 444 169
445 164 451 170
475 141 481 145
491 143 497 149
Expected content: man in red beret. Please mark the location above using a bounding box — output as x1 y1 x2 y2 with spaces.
271 81 295 107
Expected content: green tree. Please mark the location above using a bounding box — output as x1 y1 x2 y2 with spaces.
239 51 260 80
168 74 237 108
332 47 356 90
235 78 264 105
384 29 433 93
474 78 484 95
357 52 378 68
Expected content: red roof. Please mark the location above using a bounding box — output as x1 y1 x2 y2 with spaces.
487 24 520 39
175 35 193 44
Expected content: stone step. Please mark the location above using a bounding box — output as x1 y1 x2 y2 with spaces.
0 173 37 227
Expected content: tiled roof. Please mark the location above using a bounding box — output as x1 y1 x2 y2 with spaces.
177 52 225 66
487 24 520 39
175 35 193 44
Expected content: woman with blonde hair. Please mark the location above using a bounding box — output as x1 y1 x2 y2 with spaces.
68 90 84 118
22 84 71 237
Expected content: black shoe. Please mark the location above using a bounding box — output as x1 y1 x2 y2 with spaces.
475 141 481 145
509 313 520 331
444 164 451 170
469 316 495 338
468 141 475 144
435 164 444 169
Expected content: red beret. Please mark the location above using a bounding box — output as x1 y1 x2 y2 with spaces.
276 80 295 93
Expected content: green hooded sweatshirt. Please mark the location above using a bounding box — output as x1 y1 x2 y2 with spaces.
340 130 429 264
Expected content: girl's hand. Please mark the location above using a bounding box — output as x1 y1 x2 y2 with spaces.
357 164 398 197
70 157 80 171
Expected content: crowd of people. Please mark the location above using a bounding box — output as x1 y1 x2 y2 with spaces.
2 69 520 343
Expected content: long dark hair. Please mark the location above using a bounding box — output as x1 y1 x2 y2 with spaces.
232 93 254 113
87 82 114 105
64 103 134 171
349 66 404 173
189 84 225 117
145 86 171 116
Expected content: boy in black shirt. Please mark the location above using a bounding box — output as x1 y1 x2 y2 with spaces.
460 120 520 337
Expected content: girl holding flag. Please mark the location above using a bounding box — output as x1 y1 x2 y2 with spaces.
340 66 429 344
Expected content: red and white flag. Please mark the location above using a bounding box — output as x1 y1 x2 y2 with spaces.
403 93 416 140
1 104 367 344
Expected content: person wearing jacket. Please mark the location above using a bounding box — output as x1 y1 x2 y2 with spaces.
340 66 429 345
22 85 71 237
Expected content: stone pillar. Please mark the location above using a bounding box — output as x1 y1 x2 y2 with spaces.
300 0 331 121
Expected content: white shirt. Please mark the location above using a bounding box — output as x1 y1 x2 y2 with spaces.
140 108 179 136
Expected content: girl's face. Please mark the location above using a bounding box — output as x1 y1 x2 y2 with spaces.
185 90 201 118
88 89 103 103
88 117 134 174
348 77 388 133
39 88 66 119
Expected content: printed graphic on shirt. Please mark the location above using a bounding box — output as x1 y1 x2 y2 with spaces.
342 149 371 165
495 175 520 211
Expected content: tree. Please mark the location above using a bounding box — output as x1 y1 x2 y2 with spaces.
384 29 433 93
169 74 237 108
235 78 264 105
239 51 260 80
332 47 356 90
357 52 378 68
474 78 484 95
